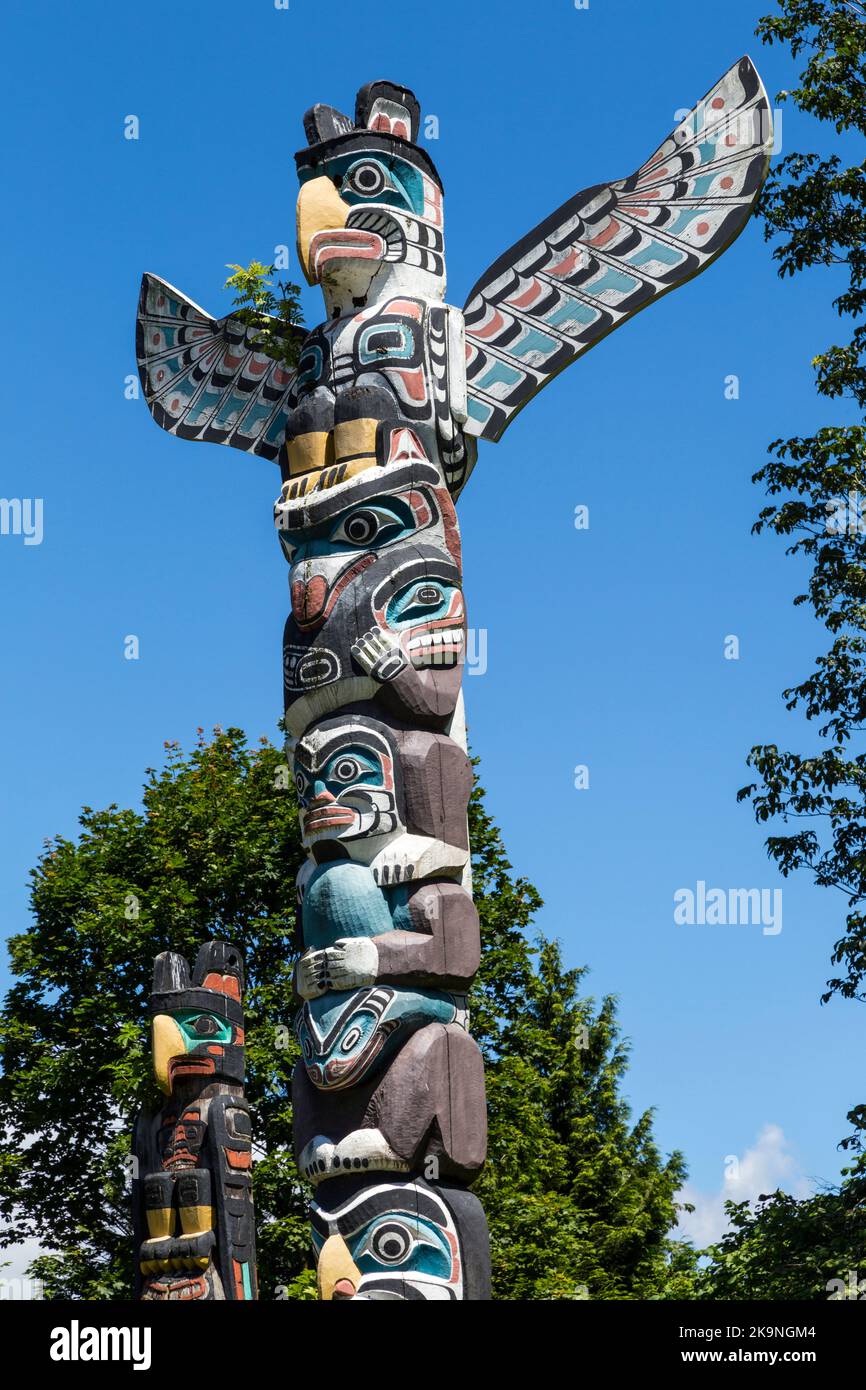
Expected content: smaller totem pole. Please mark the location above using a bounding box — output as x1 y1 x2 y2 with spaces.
133 941 257 1301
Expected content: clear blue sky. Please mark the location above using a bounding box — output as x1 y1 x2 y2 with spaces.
2 0 860 1227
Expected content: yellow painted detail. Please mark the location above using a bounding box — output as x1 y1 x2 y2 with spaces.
145 1207 174 1239
317 1233 361 1301
179 1204 214 1237
333 417 379 465
286 430 333 478
152 1014 186 1094
296 176 349 284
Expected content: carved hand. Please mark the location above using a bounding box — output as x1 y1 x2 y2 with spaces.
295 938 379 998
350 627 408 683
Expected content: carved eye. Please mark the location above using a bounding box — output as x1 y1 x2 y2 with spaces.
370 1222 412 1265
330 498 412 551
340 1026 362 1053
346 511 378 544
192 1015 218 1037
332 757 361 784
346 161 386 198
413 584 442 607
331 507 394 547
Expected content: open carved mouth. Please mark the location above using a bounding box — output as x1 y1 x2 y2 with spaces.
406 627 464 668
309 228 386 280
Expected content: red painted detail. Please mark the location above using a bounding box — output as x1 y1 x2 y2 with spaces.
310 229 385 278
436 487 462 566
202 971 241 1001
472 309 505 340
168 1055 216 1086
397 367 427 402
588 217 621 248
292 575 328 626
404 490 433 528
386 298 423 319
387 427 429 465
546 246 584 277
506 278 544 310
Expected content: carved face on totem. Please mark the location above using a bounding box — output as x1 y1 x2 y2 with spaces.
292 712 472 882
311 1179 490 1301
294 717 399 846
295 80 445 316
149 942 245 1093
276 456 464 734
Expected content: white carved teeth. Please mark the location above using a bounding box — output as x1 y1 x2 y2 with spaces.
406 629 464 668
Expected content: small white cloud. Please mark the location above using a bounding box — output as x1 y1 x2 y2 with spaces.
677 1122 811 1247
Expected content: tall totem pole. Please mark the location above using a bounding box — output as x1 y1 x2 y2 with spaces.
136 61 772 1299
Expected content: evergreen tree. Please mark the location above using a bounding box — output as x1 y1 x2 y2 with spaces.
468 777 695 1299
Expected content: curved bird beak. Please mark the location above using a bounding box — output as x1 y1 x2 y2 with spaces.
296 176 350 285
152 1014 186 1094
317 1233 362 1301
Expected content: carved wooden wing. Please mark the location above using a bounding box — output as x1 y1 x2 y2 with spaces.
462 56 772 443
136 273 304 460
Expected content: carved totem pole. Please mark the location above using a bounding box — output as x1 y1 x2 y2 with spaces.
136 61 772 1299
133 942 257 1300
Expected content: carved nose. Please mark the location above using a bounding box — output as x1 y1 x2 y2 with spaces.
291 575 328 627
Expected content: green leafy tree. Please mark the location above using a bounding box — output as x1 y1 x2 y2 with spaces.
0 729 306 1301
739 1 866 1007
695 1 866 1302
698 1160 866 1300
0 731 692 1299
223 260 304 370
